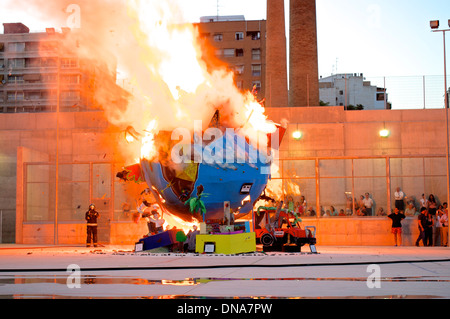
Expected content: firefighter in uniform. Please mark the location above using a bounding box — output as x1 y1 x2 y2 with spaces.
85 204 100 247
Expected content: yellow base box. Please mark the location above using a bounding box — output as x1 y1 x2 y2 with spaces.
195 232 256 254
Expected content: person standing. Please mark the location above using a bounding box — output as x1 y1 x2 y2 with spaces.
388 207 406 246
427 194 437 216
434 205 444 246
424 210 434 246
420 194 428 210
394 187 406 212
416 207 427 246
85 204 100 248
363 193 374 216
439 203 449 246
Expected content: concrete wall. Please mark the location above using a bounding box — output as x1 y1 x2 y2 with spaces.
2 107 449 245
265 106 448 158
21 220 149 245
302 217 421 246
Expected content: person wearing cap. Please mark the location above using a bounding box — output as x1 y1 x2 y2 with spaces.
85 204 100 247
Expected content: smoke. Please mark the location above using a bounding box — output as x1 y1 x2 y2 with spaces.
6 0 274 162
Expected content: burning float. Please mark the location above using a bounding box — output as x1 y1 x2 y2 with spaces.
105 0 315 253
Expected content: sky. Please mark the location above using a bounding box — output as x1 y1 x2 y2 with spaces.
1 0 450 108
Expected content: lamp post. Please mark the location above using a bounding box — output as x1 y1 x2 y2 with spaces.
430 20 450 247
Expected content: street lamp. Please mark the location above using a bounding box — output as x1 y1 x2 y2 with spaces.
430 19 450 247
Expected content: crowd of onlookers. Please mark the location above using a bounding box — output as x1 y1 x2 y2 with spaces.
277 187 448 246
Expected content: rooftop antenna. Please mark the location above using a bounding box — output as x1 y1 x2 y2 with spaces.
216 0 220 21
335 57 339 75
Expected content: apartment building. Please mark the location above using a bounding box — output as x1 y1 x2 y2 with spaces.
0 23 117 113
195 16 267 101
319 73 390 110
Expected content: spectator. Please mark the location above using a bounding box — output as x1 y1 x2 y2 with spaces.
300 196 307 214
362 193 374 216
440 203 449 247
345 193 353 215
415 207 428 246
286 196 295 212
358 195 365 212
307 207 316 216
330 206 338 217
405 201 417 217
420 194 428 210
339 209 346 216
394 187 406 212
435 206 444 246
424 210 434 246
427 194 437 216
376 207 386 216
388 207 406 246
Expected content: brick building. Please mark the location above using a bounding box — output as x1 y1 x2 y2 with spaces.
195 16 267 102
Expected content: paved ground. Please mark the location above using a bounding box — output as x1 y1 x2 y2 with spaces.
1 244 450 300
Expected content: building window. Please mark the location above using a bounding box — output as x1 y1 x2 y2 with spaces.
223 49 235 57
376 93 385 101
8 75 24 84
42 74 58 83
25 91 42 100
61 58 78 68
235 49 244 57
41 58 57 68
236 80 244 90
7 91 24 101
39 41 58 52
252 49 261 60
8 42 25 52
252 81 261 92
235 65 244 75
61 75 80 84
9 59 25 69
213 34 223 42
61 90 81 100
252 64 261 77
235 32 244 41
247 31 261 40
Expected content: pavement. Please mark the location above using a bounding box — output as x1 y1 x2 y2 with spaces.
1 244 450 300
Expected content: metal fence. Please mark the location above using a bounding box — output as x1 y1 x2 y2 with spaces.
267 155 448 218
23 155 448 223
366 75 450 109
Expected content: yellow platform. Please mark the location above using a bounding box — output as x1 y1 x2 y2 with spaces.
195 232 256 254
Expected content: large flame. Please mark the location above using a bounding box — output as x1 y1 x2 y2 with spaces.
5 0 280 230
123 0 277 161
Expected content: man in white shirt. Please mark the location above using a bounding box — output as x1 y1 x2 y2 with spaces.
419 194 428 209
363 193 374 216
394 187 405 211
